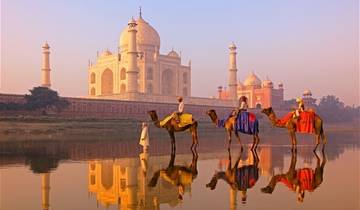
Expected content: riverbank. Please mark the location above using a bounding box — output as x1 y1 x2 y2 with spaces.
0 115 359 142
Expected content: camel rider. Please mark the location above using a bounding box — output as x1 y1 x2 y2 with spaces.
239 96 249 111
294 97 305 119
175 96 184 123
231 96 248 117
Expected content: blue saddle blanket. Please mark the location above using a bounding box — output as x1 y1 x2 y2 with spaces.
217 111 259 135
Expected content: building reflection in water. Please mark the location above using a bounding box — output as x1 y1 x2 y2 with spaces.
88 149 198 209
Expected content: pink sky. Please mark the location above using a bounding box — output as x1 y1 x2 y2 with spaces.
1 1 359 105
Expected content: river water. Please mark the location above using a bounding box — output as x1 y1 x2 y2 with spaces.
0 130 359 210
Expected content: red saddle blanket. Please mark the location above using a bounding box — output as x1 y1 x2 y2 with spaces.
276 111 315 133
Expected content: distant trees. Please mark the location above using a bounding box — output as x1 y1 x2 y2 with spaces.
24 87 70 113
0 87 70 114
280 95 359 123
317 95 359 123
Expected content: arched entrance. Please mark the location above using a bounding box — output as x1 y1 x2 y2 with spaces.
255 103 262 109
161 69 175 95
101 69 113 95
90 87 96 95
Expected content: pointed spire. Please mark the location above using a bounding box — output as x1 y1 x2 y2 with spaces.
139 6 142 19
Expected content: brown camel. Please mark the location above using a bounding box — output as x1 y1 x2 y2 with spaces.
206 110 260 150
261 107 327 151
148 110 198 151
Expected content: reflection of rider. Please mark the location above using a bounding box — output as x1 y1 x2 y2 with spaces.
261 149 326 203
207 149 259 206
148 149 198 200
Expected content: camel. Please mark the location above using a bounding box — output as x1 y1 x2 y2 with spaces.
148 110 198 151
148 148 198 200
206 110 260 150
261 107 327 151
206 148 259 204
261 149 327 202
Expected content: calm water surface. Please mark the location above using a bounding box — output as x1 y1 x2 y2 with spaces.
0 131 359 210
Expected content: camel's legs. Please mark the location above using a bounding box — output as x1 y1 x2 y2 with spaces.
234 131 243 151
289 130 297 151
251 134 259 150
321 132 327 145
227 129 232 149
314 134 321 151
190 124 198 149
168 130 176 152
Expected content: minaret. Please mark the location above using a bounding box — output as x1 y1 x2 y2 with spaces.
126 18 139 93
228 43 238 101
41 42 51 88
41 173 50 210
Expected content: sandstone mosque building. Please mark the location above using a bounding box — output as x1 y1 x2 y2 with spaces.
37 10 284 109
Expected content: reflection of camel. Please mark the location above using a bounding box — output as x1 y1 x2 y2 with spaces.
206 109 260 150
206 149 259 206
261 149 327 203
148 148 198 200
148 110 198 151
261 107 326 151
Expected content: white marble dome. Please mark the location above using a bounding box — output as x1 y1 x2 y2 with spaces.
119 17 160 49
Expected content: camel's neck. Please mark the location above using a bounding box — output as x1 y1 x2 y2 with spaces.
152 120 161 128
267 111 282 127
209 113 218 125
150 114 161 128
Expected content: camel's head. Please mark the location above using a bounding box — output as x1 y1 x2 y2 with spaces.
206 109 218 122
147 110 158 122
261 107 273 116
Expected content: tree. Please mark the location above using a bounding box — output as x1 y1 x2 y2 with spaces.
24 87 70 113
317 95 359 122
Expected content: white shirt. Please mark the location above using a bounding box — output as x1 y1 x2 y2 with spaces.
178 101 184 113
239 101 248 110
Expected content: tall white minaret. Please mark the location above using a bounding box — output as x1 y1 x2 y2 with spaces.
126 18 139 93
41 42 51 88
228 43 238 101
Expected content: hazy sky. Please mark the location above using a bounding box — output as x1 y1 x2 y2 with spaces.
1 0 359 105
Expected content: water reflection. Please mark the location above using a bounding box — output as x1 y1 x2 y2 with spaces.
206 149 259 208
0 131 358 210
261 149 327 203
87 149 198 209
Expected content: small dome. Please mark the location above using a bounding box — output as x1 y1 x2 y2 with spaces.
100 50 112 57
167 50 179 57
243 72 261 87
119 17 160 50
303 89 312 96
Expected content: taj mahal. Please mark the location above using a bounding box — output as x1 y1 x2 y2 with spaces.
40 10 284 109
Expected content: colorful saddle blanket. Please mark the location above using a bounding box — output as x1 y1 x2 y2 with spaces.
235 111 259 135
277 111 315 133
159 113 193 128
217 111 259 135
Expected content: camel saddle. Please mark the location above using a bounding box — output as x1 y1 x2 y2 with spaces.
160 113 193 128
277 111 316 133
